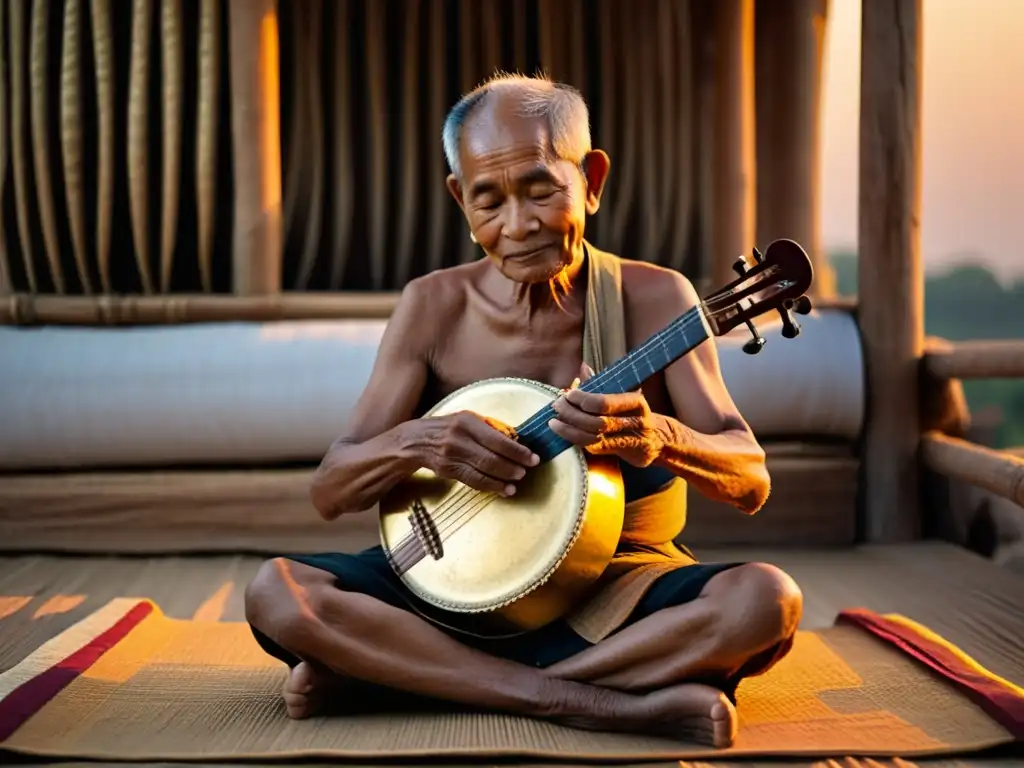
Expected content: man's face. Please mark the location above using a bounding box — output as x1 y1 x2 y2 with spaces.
447 97 607 284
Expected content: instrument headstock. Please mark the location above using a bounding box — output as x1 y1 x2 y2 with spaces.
701 238 815 355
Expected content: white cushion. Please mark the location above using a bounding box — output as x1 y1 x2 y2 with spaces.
0 309 862 470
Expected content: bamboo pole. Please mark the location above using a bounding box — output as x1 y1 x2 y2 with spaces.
127 0 155 293
755 0 835 298
160 0 184 292
228 0 283 295
858 0 924 542
60 0 93 294
0 292 398 325
711 0 757 290
922 432 1024 508
693 1 716 296
0 292 859 327
924 340 1024 381
30 0 65 294
91 0 115 293
195 0 219 292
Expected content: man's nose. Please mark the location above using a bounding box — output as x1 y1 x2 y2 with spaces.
501 199 539 240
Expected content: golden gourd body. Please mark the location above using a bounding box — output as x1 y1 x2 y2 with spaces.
378 377 626 631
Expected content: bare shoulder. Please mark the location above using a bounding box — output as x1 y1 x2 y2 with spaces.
387 264 476 357
618 259 699 336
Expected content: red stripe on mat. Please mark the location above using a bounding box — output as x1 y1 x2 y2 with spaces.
0 600 153 742
838 607 1024 739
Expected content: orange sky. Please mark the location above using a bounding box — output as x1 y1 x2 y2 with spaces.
821 0 1024 282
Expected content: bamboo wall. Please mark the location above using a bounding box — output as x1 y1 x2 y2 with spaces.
0 0 712 298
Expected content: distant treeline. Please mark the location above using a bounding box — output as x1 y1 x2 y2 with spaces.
829 251 1024 448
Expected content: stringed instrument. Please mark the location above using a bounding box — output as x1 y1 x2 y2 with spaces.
378 239 814 632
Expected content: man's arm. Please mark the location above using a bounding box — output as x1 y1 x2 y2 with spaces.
309 278 438 519
644 271 770 514
551 266 770 514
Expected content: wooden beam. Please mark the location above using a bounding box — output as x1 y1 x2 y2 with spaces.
711 0 757 290
0 293 861 327
755 0 835 298
0 449 858 553
858 0 924 542
0 292 399 325
228 0 283 295
924 339 1024 380
922 432 1024 508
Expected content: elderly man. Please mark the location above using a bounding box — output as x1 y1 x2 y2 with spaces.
245 73 802 748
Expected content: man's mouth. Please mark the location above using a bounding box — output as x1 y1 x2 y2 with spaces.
505 245 553 260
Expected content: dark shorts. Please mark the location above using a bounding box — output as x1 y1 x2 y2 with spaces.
250 546 757 684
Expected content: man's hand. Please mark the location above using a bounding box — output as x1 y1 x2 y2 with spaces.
422 411 540 496
548 363 666 468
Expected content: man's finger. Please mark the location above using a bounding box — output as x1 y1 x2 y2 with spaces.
551 398 608 434
472 418 540 466
548 418 600 447
564 388 645 415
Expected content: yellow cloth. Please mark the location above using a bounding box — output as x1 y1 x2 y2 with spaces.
564 244 697 644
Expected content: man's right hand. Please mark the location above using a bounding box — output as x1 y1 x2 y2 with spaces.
420 411 540 496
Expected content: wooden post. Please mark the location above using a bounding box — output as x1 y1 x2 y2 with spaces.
858 0 924 542
227 0 283 295
0 3 8 295
755 0 835 298
710 0 757 290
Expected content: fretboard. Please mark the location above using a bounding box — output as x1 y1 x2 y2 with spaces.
516 305 711 462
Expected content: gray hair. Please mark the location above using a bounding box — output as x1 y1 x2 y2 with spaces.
441 72 592 179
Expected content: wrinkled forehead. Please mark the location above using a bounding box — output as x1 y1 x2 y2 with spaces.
459 97 556 176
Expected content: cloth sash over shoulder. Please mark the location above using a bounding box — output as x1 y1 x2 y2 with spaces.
565 243 696 644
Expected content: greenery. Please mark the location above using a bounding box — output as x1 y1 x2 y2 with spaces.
828 250 1024 448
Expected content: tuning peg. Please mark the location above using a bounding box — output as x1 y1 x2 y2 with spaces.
732 256 749 278
792 295 812 315
751 246 764 264
742 318 766 354
777 304 801 339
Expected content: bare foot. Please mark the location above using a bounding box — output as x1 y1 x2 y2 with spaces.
638 683 737 747
282 661 347 719
554 682 736 748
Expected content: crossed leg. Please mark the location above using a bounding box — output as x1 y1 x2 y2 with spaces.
244 556 802 747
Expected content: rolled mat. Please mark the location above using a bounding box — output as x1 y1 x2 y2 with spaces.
0 598 1020 761
0 309 863 470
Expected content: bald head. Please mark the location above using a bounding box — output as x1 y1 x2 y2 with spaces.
441 73 593 180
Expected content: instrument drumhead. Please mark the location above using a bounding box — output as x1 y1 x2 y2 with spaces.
379 377 589 613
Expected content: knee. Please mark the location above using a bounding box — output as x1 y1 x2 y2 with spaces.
244 557 321 645
715 562 803 643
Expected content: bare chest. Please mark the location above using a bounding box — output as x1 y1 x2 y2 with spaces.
428 315 584 402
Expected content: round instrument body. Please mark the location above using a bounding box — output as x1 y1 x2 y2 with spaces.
378 377 625 629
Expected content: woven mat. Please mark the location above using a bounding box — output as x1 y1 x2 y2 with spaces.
1 598 1022 762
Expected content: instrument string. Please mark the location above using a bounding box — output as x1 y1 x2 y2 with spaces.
389 278 778 572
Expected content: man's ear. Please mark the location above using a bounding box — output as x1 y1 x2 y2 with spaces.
446 174 465 211
582 149 611 216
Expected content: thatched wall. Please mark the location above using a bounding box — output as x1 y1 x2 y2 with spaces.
0 0 712 297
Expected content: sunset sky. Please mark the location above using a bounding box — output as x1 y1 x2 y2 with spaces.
821 0 1024 282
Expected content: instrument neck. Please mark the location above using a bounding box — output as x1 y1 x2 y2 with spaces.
516 305 712 463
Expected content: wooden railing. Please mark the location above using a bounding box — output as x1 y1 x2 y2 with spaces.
924 341 1024 381
922 432 1024 508
921 339 1024 509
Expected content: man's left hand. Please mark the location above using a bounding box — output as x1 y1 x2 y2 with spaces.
548 363 665 468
